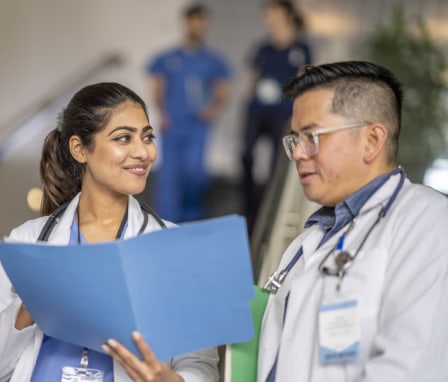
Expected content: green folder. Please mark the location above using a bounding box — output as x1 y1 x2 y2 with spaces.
230 285 270 382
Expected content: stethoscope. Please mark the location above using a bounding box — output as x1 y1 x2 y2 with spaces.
264 167 405 294
37 200 166 242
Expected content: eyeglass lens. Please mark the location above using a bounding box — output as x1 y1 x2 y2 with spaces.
301 133 316 156
283 136 296 160
283 133 316 159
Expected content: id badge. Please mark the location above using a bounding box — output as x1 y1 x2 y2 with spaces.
61 366 104 382
318 297 360 364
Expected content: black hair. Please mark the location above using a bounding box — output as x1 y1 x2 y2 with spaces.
40 82 148 215
264 0 305 33
183 3 208 19
284 61 403 164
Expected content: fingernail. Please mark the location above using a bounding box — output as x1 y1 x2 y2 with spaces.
132 331 142 340
107 339 118 347
102 344 109 353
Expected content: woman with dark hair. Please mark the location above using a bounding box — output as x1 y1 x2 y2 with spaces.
0 82 218 381
241 0 313 232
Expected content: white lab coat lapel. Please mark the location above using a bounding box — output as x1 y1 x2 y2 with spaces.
258 233 303 381
258 228 325 381
46 194 79 245
273 229 340 382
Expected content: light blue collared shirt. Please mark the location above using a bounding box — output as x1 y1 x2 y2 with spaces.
305 171 393 247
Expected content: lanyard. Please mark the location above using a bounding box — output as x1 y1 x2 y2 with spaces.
264 168 405 294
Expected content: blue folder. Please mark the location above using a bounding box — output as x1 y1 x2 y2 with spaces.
0 215 254 361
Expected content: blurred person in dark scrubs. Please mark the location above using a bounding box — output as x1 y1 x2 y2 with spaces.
241 0 312 232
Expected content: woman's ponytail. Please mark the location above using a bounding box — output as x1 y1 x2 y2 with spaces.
40 127 81 215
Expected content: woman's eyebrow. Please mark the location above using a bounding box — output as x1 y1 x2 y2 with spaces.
107 125 152 136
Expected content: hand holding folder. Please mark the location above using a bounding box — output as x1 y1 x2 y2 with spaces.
0 215 255 361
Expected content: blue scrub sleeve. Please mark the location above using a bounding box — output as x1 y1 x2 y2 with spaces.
210 53 232 80
146 53 168 76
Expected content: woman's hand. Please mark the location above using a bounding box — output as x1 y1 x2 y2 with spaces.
102 331 184 382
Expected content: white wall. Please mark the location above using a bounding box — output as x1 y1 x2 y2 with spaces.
0 0 187 130
2 0 447 149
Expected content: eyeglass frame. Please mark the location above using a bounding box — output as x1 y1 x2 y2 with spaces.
282 122 368 160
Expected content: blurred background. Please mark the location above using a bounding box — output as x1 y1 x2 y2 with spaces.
1 0 447 282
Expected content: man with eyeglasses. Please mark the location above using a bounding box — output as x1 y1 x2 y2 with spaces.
258 61 448 382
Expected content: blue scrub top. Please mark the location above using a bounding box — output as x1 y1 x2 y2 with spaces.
30 218 128 381
147 45 231 129
248 39 312 113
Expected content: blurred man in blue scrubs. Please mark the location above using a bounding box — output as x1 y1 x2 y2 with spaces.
146 3 232 223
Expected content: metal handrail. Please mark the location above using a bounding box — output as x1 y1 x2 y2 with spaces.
0 53 125 159
250 145 290 279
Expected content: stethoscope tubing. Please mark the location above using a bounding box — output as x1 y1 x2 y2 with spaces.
37 200 165 242
264 167 405 293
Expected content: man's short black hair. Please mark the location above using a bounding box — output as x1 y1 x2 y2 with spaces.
183 3 208 18
284 61 402 109
284 61 404 164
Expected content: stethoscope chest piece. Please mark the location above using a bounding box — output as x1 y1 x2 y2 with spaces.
334 251 353 272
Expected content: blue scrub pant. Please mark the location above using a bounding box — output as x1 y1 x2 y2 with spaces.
155 125 210 223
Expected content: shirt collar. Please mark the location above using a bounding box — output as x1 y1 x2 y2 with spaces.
305 170 394 232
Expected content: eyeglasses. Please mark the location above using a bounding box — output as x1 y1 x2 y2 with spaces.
282 122 367 160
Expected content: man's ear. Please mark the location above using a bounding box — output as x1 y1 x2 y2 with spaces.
69 135 87 164
363 123 388 164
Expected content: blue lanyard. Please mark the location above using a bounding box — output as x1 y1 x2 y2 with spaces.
264 168 405 294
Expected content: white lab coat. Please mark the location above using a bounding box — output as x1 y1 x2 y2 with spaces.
258 173 448 382
0 194 219 382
